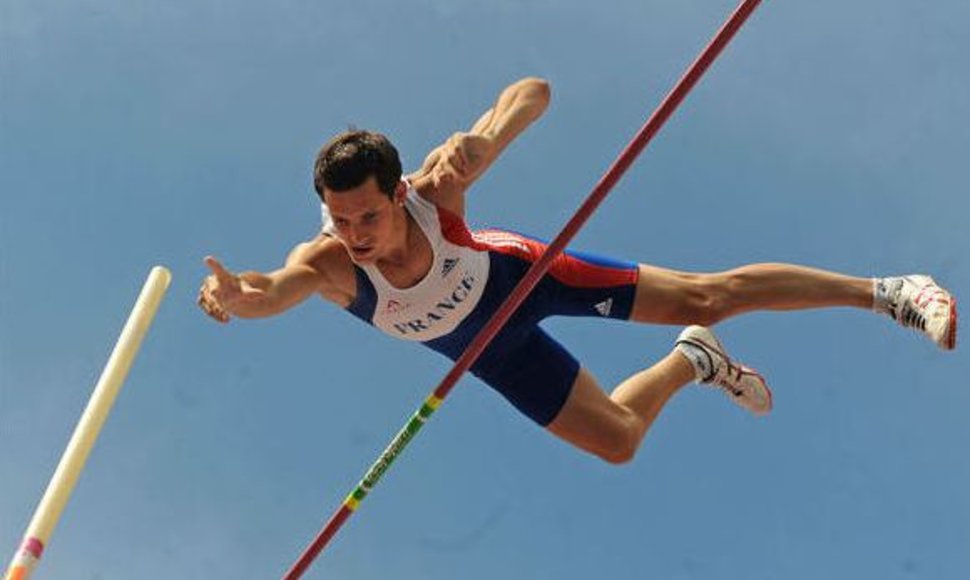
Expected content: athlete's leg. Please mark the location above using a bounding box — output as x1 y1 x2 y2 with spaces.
630 264 956 349
546 326 771 464
486 230 954 348
477 325 700 463
630 262 872 326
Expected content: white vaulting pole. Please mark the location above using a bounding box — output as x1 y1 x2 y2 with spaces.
4 266 172 580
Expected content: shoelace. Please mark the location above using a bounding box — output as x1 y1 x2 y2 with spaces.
680 337 748 398
708 359 746 398
900 305 927 331
890 280 944 332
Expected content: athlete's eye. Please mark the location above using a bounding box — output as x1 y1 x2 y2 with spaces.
362 212 378 224
334 218 349 228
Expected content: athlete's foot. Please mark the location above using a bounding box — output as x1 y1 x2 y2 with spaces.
875 275 957 350
675 325 773 416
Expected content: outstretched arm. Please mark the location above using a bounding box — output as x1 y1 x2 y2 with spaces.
410 77 551 215
197 254 326 323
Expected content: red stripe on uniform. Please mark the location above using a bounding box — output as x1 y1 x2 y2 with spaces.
437 208 636 288
545 250 638 288
437 207 494 251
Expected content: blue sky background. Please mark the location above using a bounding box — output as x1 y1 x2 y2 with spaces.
2 0 968 578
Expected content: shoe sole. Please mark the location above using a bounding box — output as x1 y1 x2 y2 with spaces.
741 366 773 416
947 295 957 350
914 278 957 351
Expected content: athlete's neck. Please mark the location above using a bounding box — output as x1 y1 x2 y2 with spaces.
377 205 417 268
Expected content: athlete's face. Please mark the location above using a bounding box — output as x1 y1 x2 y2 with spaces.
324 176 405 264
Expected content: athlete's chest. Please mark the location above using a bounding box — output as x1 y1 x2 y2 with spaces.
366 235 491 342
375 228 434 290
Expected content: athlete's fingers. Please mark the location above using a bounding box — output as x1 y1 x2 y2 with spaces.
196 289 229 323
457 137 473 174
206 301 231 323
432 164 454 189
447 133 469 174
197 284 214 309
200 275 224 302
444 156 467 182
197 275 234 321
463 136 489 174
197 285 216 312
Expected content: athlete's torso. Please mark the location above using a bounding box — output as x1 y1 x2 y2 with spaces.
320 184 639 365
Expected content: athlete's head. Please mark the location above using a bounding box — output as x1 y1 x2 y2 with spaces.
314 130 407 263
313 130 402 200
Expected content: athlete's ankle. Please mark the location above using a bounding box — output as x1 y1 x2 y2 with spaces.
872 276 898 316
674 341 713 383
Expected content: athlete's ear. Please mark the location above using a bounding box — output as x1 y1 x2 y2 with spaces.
394 180 407 206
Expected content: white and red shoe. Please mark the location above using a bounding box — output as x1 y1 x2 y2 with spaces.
675 325 773 416
878 275 957 350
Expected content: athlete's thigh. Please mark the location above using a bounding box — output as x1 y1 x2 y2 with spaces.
545 367 638 460
629 263 709 325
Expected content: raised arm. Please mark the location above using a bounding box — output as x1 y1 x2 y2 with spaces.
467 76 551 156
410 77 551 215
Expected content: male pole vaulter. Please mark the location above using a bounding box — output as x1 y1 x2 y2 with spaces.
199 77 956 464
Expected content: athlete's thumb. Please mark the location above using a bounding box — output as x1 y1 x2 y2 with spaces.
204 256 234 281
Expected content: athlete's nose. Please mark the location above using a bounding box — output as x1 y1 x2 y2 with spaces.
347 224 372 247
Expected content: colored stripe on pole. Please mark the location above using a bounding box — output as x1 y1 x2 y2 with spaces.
3 538 43 580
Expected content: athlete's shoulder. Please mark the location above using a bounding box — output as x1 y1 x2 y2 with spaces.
286 232 342 265
286 233 357 306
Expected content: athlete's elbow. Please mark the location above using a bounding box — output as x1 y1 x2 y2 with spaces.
512 77 551 115
524 77 551 99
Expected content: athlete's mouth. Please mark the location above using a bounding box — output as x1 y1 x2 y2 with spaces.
351 245 374 258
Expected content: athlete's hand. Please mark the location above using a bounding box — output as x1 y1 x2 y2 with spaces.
431 132 494 188
197 256 267 323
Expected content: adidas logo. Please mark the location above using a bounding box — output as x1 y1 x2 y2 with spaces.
441 257 459 277
594 298 613 317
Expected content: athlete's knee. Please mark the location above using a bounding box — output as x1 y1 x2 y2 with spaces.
673 272 733 326
708 267 775 322
595 411 643 465
598 437 637 465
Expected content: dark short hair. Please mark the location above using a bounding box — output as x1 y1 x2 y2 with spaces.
313 130 402 200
